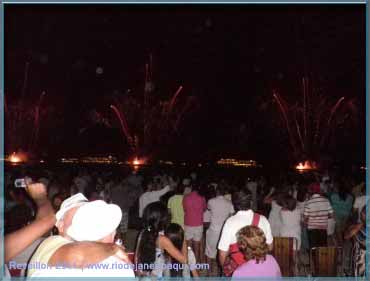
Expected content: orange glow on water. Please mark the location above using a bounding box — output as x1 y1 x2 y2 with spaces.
296 160 317 171
131 157 146 166
8 152 27 163
133 158 140 166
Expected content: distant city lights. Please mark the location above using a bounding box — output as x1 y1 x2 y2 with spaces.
217 158 260 168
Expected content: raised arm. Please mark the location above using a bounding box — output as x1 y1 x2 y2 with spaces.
155 185 171 197
4 183 55 262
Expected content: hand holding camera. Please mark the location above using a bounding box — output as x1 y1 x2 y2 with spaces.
15 177 48 204
27 182 48 203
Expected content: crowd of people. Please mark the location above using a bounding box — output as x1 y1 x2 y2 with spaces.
3 164 368 278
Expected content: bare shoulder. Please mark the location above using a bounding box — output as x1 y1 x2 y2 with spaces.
158 234 172 247
49 242 116 268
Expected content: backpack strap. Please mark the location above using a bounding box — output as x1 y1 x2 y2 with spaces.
251 212 260 226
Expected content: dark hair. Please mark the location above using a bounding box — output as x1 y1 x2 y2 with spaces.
161 191 176 206
284 195 297 211
51 193 64 210
164 223 184 277
217 185 226 196
232 189 252 211
175 184 185 195
137 202 169 268
275 192 288 207
192 184 200 193
296 187 307 203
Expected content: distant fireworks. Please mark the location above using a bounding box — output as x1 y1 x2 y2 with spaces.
96 55 198 156
271 77 358 162
4 61 51 155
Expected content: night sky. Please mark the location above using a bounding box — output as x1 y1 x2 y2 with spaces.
4 5 366 165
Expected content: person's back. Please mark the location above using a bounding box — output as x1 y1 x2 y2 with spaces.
232 225 281 278
206 192 234 263
183 190 206 227
280 208 301 233
233 254 281 277
183 189 206 263
208 195 234 230
111 183 132 212
218 189 273 275
267 197 284 237
168 193 185 227
304 193 333 230
218 210 272 251
304 183 333 248
280 196 302 250
330 192 353 219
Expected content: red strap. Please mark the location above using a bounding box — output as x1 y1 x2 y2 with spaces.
252 212 260 226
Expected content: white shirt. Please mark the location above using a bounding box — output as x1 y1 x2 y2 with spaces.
280 208 302 250
208 196 234 231
30 256 135 277
203 209 211 223
139 185 170 217
218 210 273 252
268 200 283 237
353 195 369 222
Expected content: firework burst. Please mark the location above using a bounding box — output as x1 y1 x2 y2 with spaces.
270 77 357 162
4 62 53 157
94 55 198 156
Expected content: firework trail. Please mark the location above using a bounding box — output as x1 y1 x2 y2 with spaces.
110 105 135 151
21 62 30 101
273 90 298 156
272 77 352 160
169 86 184 113
30 91 46 150
102 55 197 156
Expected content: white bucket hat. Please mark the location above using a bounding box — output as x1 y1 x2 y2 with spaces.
55 193 88 223
67 200 122 242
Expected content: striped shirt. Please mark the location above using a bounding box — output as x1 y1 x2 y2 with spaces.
304 194 333 230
